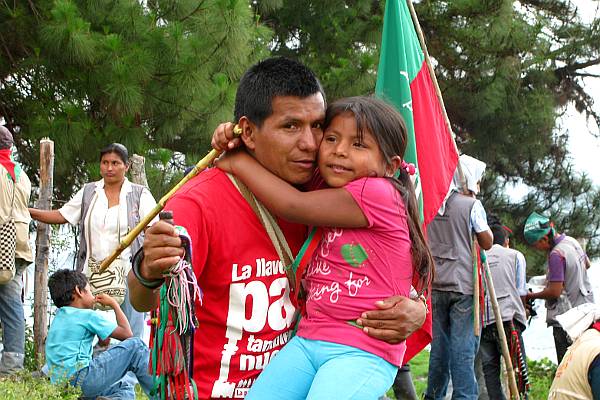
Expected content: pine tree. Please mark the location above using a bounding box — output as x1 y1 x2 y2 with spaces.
0 0 270 197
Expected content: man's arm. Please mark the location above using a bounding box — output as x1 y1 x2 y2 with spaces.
527 281 563 300
471 200 493 250
356 295 427 344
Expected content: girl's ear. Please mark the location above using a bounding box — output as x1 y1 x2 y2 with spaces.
386 156 402 177
238 116 257 152
73 286 83 300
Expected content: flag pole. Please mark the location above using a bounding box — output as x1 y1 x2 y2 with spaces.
405 5 517 394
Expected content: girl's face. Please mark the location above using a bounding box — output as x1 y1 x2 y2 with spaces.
318 113 388 188
100 152 128 185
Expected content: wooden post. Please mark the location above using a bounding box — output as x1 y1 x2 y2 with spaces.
130 154 148 187
33 138 54 368
482 256 520 400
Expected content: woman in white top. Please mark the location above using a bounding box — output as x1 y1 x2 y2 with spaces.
29 143 156 339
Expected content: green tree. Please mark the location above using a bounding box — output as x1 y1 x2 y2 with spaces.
257 0 600 271
0 0 270 198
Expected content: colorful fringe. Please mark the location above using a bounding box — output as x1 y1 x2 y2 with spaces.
149 226 202 400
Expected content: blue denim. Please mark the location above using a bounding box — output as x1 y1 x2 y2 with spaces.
425 290 480 400
0 258 28 374
118 282 147 391
70 337 156 400
246 336 398 400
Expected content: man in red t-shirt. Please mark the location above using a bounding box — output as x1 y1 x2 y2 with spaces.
128 57 427 399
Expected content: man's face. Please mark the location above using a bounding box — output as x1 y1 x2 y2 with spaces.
244 94 325 185
533 236 551 252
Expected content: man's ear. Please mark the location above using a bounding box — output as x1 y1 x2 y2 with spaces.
238 116 257 151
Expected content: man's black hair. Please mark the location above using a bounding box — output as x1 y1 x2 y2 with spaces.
48 269 89 308
490 224 507 246
233 57 325 127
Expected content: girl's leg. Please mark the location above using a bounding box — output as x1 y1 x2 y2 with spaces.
306 341 397 400
246 336 316 400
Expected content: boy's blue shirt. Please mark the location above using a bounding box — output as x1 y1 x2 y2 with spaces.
45 306 116 383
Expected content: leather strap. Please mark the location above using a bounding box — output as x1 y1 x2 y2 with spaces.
227 173 296 289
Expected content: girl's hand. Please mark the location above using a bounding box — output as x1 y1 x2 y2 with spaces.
211 122 242 152
215 150 250 175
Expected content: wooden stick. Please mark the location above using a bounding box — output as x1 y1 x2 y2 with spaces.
472 241 481 337
99 128 241 272
482 256 520 400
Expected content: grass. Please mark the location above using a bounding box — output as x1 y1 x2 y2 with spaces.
384 350 554 399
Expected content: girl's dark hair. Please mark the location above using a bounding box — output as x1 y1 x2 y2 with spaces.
100 143 129 164
324 96 434 295
48 269 89 308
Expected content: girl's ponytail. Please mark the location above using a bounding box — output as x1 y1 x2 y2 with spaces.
388 169 434 296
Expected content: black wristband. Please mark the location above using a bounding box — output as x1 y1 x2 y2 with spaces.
131 247 164 289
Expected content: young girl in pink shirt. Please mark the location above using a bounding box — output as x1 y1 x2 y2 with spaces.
217 96 433 399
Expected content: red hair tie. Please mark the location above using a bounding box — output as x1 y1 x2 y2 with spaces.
401 160 416 176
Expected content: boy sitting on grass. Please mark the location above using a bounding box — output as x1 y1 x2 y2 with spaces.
46 269 155 399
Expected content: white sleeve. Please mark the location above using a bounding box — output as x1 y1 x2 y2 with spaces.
139 188 158 226
515 251 528 296
58 187 85 225
470 200 490 233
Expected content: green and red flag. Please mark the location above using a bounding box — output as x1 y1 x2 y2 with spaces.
375 0 459 362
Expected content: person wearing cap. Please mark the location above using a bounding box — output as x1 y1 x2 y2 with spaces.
548 303 600 399
524 212 594 364
478 221 529 399
425 155 493 400
0 125 33 374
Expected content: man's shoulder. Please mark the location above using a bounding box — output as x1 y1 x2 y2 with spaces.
174 168 232 197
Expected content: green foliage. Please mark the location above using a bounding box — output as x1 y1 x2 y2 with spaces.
0 373 81 400
1 0 271 198
527 357 557 399
256 0 600 269
384 351 555 399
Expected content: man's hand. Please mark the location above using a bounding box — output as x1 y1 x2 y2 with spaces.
356 295 427 344
211 122 242 152
140 220 184 280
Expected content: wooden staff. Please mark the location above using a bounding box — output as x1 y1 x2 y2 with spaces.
99 126 241 272
481 254 520 399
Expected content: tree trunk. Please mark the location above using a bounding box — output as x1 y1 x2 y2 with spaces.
129 154 148 187
33 138 54 368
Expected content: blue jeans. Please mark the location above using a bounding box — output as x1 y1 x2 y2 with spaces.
0 258 28 374
425 290 480 400
246 336 398 400
118 282 147 391
71 337 155 400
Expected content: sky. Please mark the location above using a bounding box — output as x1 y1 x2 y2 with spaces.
565 2 600 183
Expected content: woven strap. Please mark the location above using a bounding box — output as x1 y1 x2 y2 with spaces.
227 174 296 289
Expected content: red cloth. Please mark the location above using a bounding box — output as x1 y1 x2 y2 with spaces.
0 149 16 181
166 168 306 399
593 321 600 332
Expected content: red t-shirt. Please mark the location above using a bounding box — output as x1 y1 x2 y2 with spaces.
166 168 306 399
